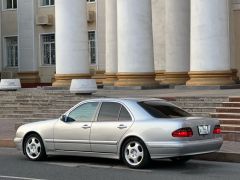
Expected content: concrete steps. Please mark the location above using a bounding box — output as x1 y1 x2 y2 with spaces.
169 97 228 118
211 97 240 141
1 90 239 142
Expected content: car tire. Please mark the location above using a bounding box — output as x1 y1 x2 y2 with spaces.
121 138 151 169
23 134 46 161
170 156 191 164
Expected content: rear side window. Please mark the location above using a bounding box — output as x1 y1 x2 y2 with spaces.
138 101 191 118
97 102 121 122
119 106 132 121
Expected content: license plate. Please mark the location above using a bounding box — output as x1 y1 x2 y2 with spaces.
198 125 210 135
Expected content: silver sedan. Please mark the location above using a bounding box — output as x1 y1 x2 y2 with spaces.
14 98 223 168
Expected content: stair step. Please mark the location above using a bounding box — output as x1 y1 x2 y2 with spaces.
219 119 240 125
222 131 240 141
221 124 240 131
174 97 228 102
183 107 216 113
216 107 240 113
0 118 22 121
222 102 240 107
211 113 240 119
172 102 222 107
32 113 60 118
229 97 240 102
190 112 210 117
23 117 56 122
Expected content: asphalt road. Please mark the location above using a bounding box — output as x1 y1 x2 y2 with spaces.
0 148 240 180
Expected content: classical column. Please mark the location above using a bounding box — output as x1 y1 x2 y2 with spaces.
92 0 106 86
187 0 234 86
115 0 157 87
0 2 2 78
104 0 118 86
152 0 165 83
17 0 40 86
162 0 190 85
53 0 90 87
229 1 238 82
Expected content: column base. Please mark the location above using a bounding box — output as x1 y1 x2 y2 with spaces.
161 72 189 85
103 73 117 86
91 71 106 85
231 69 239 82
186 71 235 86
155 70 165 82
52 74 91 87
17 71 40 87
114 72 158 87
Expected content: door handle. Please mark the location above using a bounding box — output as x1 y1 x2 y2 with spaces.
82 124 91 129
117 124 127 129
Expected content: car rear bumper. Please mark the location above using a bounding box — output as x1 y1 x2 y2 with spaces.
146 137 223 159
14 137 23 151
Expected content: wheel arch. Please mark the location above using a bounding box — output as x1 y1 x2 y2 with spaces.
118 135 149 160
22 131 44 154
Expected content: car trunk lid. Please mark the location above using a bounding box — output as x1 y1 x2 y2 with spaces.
182 117 220 140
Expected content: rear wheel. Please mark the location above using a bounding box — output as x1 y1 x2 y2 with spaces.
122 138 151 169
170 156 191 164
24 134 46 161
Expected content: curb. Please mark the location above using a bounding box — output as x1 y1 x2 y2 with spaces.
0 139 16 148
194 152 240 163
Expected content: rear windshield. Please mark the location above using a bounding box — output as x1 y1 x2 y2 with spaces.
138 101 192 118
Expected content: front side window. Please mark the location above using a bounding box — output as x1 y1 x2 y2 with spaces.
6 37 18 67
88 31 96 65
97 102 122 122
42 34 55 65
42 0 54 6
68 102 99 122
138 101 192 118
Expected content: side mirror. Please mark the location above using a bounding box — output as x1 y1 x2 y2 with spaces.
60 115 67 122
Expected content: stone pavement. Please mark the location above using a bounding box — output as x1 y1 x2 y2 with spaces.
1 88 240 163
196 141 240 163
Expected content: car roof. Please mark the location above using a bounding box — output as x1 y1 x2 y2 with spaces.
83 98 166 103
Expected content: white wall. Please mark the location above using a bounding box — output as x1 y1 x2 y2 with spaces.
96 0 106 71
17 0 38 72
0 1 2 73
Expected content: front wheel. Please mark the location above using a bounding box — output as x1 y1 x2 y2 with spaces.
24 134 46 161
122 138 151 169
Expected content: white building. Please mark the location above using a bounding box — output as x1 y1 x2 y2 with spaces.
0 0 240 87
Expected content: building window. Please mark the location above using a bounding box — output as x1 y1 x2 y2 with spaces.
6 37 18 67
41 34 55 65
88 31 96 65
3 0 17 9
87 0 95 2
42 0 54 6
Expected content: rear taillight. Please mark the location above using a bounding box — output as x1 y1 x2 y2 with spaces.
172 127 193 137
213 125 221 134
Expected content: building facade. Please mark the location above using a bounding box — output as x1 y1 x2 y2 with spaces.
0 0 240 87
